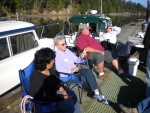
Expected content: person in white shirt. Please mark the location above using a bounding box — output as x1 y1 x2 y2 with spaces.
99 25 125 76
100 25 121 44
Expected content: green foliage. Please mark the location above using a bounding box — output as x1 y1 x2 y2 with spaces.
15 0 22 13
80 0 90 13
89 0 100 13
103 0 115 13
63 0 70 9
0 0 146 16
0 2 6 17
46 0 54 11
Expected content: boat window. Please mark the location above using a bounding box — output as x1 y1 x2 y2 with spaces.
0 38 10 60
10 32 38 55
89 23 97 33
100 23 106 32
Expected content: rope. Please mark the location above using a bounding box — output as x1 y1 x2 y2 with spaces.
20 95 34 113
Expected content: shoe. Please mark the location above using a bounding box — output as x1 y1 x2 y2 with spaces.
98 74 110 81
118 72 126 77
93 94 103 102
93 94 110 105
119 104 139 113
102 98 111 105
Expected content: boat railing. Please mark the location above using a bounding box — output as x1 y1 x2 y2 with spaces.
36 23 64 39
56 24 64 36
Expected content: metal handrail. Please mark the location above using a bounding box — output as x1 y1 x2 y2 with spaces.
36 23 60 38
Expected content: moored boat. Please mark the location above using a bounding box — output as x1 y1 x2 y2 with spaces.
64 10 112 48
0 20 57 96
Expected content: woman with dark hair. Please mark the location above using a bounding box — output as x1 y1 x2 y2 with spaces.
29 48 81 113
143 23 150 97
100 25 121 44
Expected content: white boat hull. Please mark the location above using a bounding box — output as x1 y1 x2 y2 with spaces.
0 21 55 96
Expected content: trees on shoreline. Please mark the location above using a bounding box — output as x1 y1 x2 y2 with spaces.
0 0 146 17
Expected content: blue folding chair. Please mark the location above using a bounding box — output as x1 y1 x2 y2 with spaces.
56 59 88 104
59 72 84 104
19 61 61 113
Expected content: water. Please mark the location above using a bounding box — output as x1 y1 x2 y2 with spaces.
18 15 145 38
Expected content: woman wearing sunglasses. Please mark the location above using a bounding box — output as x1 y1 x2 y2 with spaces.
54 35 110 105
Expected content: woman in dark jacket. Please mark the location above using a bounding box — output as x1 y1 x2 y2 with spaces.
29 48 81 113
143 23 150 97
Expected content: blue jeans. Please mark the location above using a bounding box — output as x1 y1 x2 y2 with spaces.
35 90 81 113
137 97 150 113
57 90 81 113
146 49 150 97
79 68 100 93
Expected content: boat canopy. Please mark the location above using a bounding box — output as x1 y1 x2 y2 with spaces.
69 15 110 31
69 15 109 23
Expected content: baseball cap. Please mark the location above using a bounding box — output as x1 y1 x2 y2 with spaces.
79 24 91 30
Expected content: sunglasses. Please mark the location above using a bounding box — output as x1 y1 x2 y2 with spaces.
59 43 66 46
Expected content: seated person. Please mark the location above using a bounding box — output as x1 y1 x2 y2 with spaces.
100 25 121 45
29 48 81 113
76 24 125 78
100 25 121 51
54 35 110 105
119 96 150 113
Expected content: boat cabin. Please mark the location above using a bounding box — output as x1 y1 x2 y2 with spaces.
0 21 54 96
69 14 111 33
65 13 112 48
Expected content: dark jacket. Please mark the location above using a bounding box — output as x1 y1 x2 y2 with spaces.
143 23 150 49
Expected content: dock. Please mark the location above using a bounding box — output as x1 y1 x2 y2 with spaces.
0 23 146 113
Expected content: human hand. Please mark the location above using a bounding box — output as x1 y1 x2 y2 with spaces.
80 49 87 59
64 94 75 101
71 67 79 73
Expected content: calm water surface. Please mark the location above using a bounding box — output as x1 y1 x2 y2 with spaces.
18 15 145 38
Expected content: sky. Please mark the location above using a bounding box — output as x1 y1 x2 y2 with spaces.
127 0 147 7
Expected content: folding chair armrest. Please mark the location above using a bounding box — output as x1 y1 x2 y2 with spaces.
59 72 81 85
59 72 80 76
74 59 87 65
20 91 28 97
79 59 87 64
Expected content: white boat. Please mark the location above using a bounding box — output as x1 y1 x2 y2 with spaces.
64 10 112 48
0 20 56 96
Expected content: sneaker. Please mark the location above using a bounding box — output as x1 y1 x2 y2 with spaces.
102 98 111 105
98 74 110 81
93 94 103 102
119 104 139 113
93 94 110 105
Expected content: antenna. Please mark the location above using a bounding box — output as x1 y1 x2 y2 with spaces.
100 0 103 14
16 10 19 21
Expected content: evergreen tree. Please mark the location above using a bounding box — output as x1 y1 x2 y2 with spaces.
0 0 146 16
80 0 90 13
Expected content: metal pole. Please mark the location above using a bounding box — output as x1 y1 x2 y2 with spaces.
101 0 102 14
16 10 18 21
